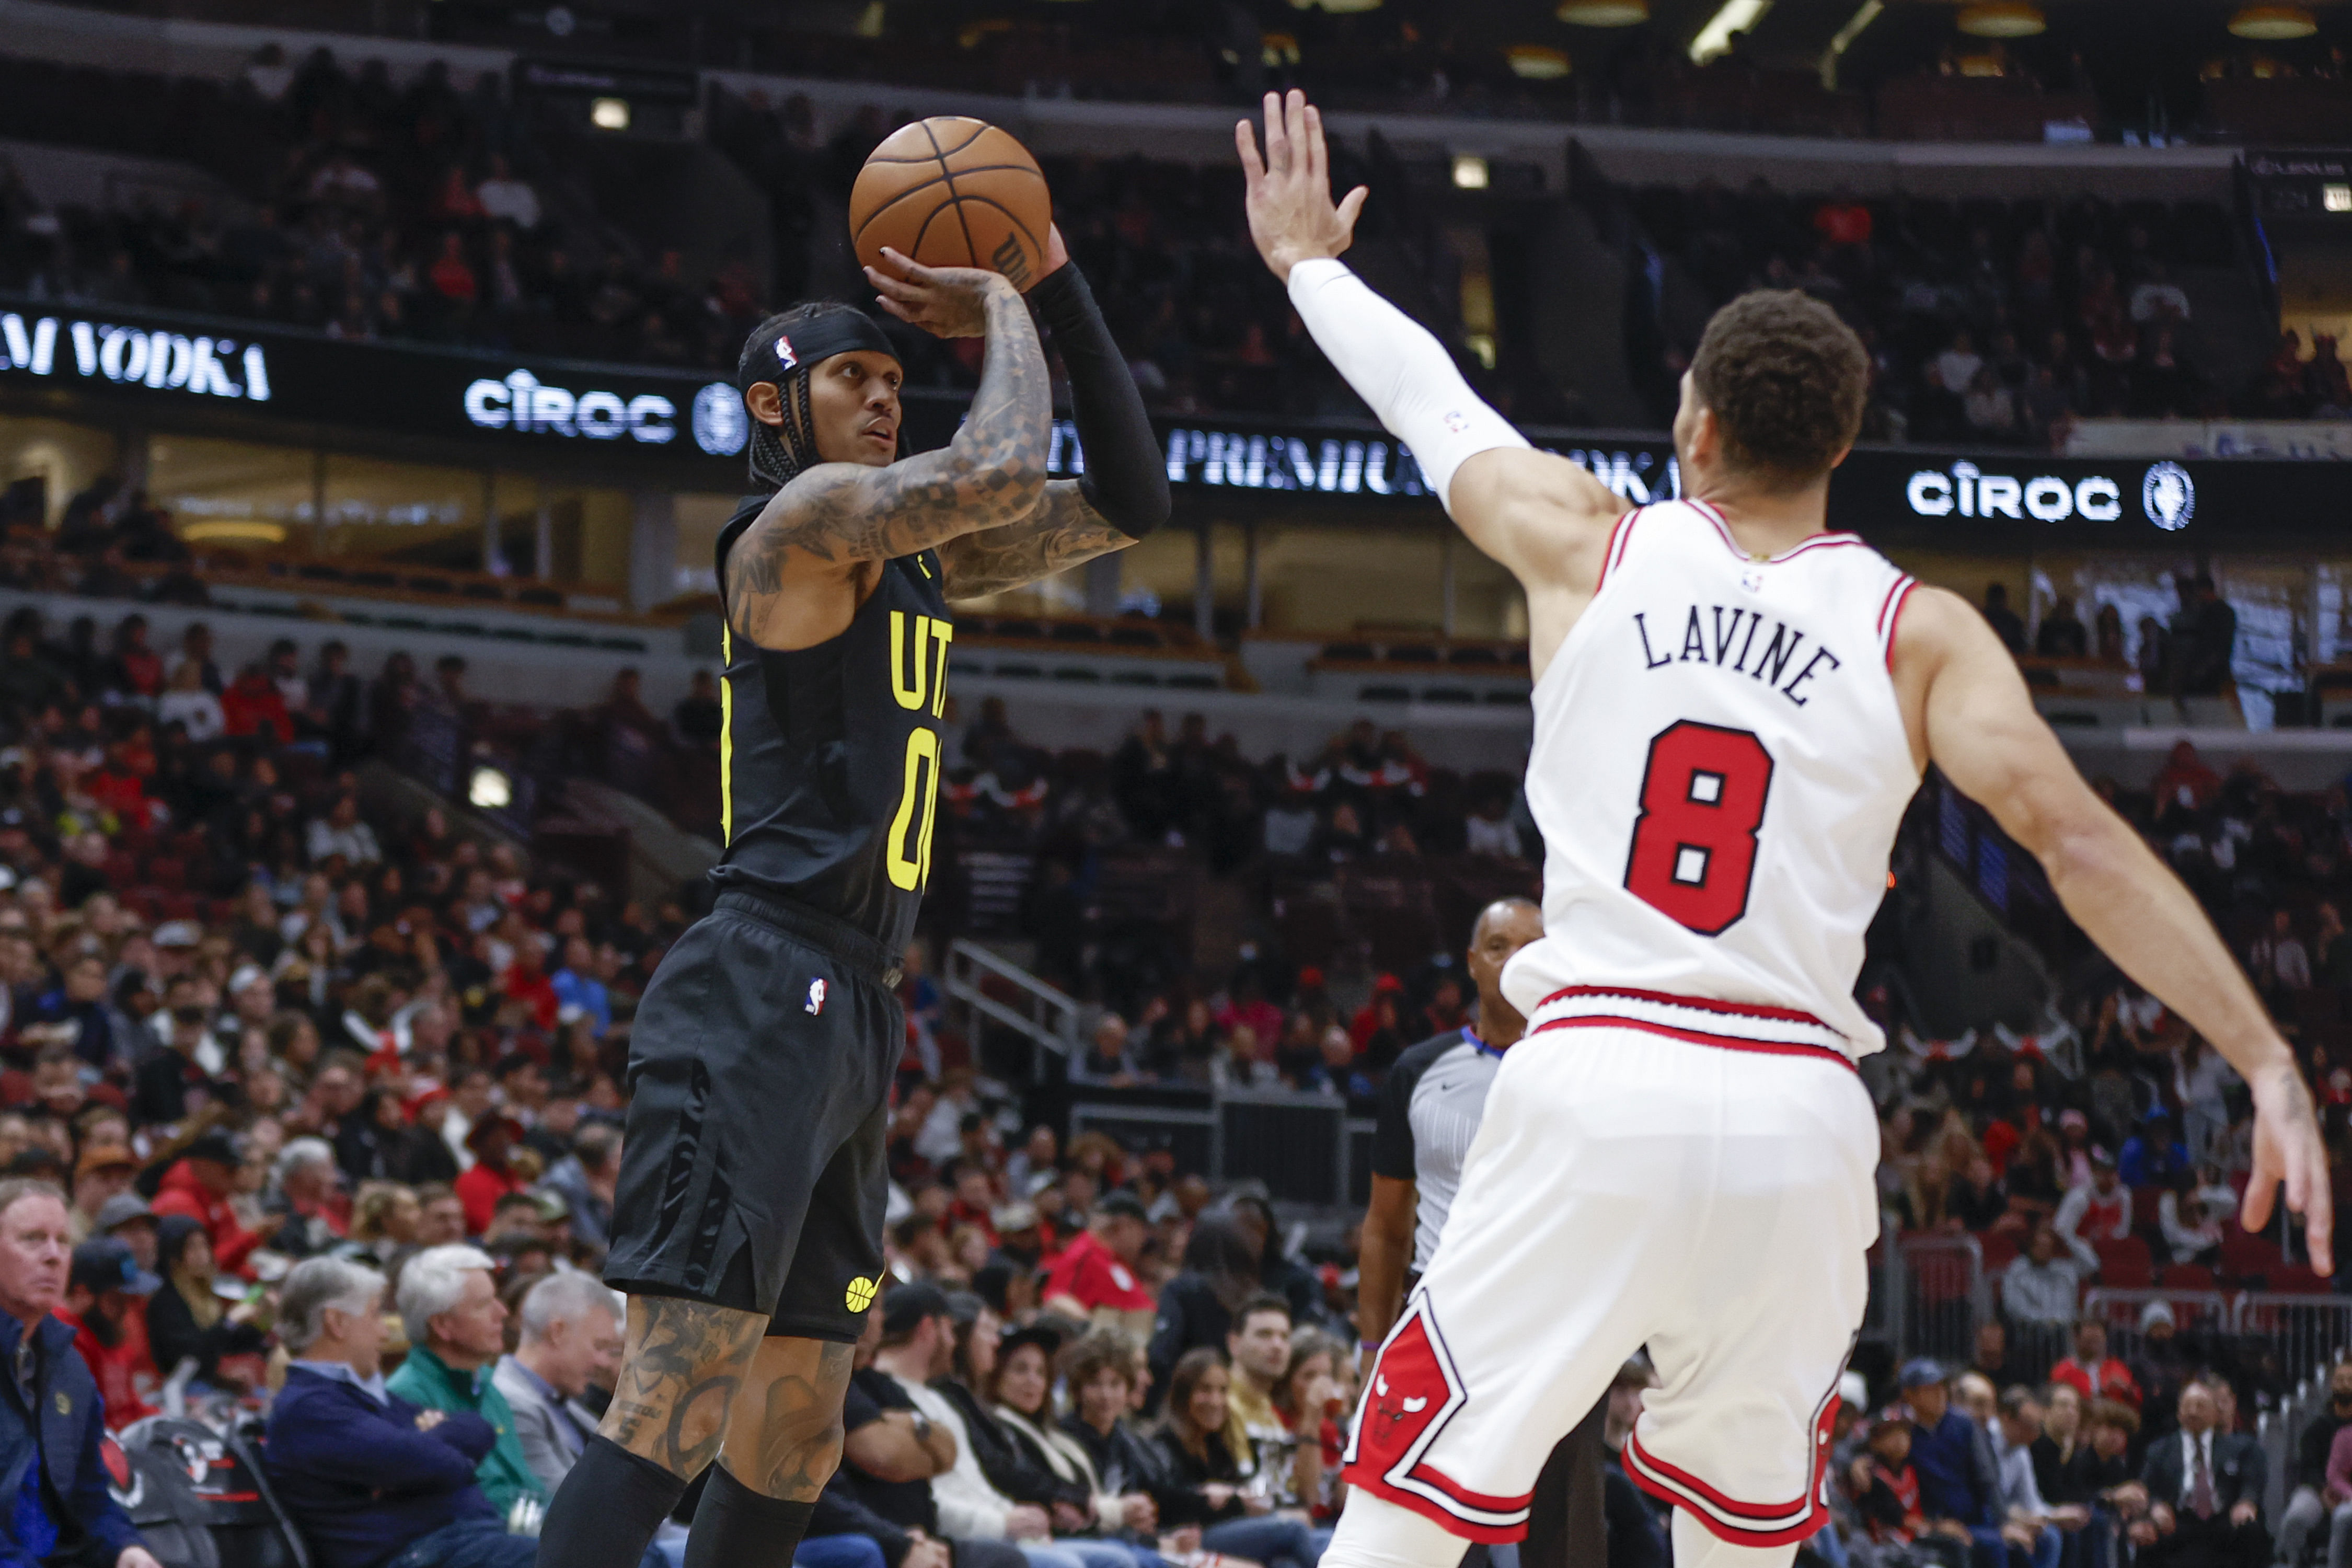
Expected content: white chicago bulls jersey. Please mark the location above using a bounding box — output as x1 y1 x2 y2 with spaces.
1501 499 1920 1059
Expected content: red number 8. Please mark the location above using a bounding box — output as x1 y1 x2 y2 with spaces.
1622 720 1775 936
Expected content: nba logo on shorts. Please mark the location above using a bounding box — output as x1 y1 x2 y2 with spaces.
805 978 827 1015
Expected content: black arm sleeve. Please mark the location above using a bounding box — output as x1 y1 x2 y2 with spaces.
1028 262 1169 540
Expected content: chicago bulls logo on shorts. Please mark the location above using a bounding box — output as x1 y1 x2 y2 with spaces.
1343 1297 1532 1541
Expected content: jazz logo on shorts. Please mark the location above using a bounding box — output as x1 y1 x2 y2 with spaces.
806 978 827 1016
845 1275 878 1313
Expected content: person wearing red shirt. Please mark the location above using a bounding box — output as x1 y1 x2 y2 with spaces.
220 664 293 742
55 1238 159 1429
149 1134 279 1279
504 943 559 1033
455 1114 528 1238
429 232 478 304
1041 1191 1155 1338
2049 1318 2142 1409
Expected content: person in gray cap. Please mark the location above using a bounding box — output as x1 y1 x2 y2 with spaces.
94 1193 157 1273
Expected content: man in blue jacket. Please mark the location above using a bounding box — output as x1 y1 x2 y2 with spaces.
263 1256 534 1568
1903 1359 2003 1568
0 1177 155 1568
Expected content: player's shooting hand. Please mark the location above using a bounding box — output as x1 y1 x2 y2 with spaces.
1235 88 1367 284
2246 1059 2333 1274
865 248 1009 339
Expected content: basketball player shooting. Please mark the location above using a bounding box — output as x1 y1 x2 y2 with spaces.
1239 88 2331 1568
535 232 1167 1568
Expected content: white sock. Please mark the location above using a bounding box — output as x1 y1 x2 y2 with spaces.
1669 1507 1801 1568
1325 1490 1481 1568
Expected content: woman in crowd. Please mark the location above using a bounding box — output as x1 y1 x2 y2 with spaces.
1269 1332 1345 1526
1058 1333 1209 1537
341 1180 421 1267
1154 1349 1323 1568
146 1216 270 1392
989 1325 1166 1565
937 1299 1144 1568
1225 1196 1323 1330
1146 1218 1262 1410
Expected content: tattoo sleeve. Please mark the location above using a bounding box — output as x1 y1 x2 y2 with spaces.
725 281 1051 630
936 482 1136 600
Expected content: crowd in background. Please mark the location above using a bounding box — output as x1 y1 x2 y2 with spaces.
4 43 2322 453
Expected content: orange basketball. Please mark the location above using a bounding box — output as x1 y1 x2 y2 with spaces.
848 117 1053 290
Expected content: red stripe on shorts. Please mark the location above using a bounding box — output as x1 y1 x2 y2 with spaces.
1622 1426 1824 1546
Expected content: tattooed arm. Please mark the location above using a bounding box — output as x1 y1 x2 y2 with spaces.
725 264 1050 649
936 483 1135 600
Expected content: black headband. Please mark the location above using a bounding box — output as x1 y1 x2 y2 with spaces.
739 308 900 493
738 309 897 393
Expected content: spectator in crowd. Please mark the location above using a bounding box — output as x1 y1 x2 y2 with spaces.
1154 1348 1322 1568
2053 1155 2130 1272
0 1180 156 1568
989 1325 1162 1552
266 1255 537 1568
55 1238 159 1431
1040 1193 1155 1340
491 1272 623 1496
145 1215 267 1391
1987 1386 2073 1568
1220 1295 1295 1469
387 1244 546 1526
1903 1361 2000 1568
1999 1225 2082 1339
541 1123 620 1253
2050 1320 2142 1411
2036 598 2089 661
149 1133 280 1279
1981 584 2027 655
2277 1361 2352 1568
864 1283 1105 1568
2130 1381 2266 1568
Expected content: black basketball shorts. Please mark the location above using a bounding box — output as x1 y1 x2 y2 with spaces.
605 887 902 1342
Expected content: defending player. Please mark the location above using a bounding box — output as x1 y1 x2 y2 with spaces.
536 233 1167 1568
1237 88 2331 1568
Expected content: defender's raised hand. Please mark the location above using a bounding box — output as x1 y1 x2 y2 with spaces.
1236 88 1368 283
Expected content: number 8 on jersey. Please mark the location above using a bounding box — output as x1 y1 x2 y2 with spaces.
1622 720 1774 936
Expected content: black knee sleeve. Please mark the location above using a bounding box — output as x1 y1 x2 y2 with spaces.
538 1436 691 1568
681 1462 817 1568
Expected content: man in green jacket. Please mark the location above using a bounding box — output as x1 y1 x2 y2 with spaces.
386 1243 548 1525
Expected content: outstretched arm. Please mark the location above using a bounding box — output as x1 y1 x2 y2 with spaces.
725 256 1050 639
1238 90 1622 635
940 238 1169 600
1897 585 2332 1273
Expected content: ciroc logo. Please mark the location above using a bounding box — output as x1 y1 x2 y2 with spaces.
1906 461 2122 524
2142 461 2195 531
693 382 748 456
463 369 674 443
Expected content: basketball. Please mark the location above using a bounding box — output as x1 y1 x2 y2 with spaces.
848 117 1053 290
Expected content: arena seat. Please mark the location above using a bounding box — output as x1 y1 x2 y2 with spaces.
2159 1263 2215 1290
2094 1235 2152 1285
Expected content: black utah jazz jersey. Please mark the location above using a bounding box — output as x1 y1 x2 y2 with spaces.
709 494 953 955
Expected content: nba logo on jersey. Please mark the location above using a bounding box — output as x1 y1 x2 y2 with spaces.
805 978 827 1015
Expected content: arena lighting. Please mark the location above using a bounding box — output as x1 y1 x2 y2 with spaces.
1956 2 2046 37
1555 0 1648 24
2230 4 2318 36
1690 0 1772 62
468 766 514 811
1505 44 1574 78
1827 0 1883 59
1451 154 1491 189
179 520 285 545
589 97 630 131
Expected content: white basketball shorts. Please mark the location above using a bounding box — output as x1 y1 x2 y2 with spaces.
1341 986 1881 1547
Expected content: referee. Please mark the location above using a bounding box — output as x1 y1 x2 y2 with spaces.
1356 897 1598 1568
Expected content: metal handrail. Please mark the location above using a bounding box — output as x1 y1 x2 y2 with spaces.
944 938 1080 1073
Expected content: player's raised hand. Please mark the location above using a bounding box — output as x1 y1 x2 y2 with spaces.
1236 88 1368 283
2244 1057 2333 1274
866 246 1012 339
